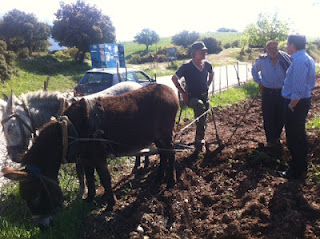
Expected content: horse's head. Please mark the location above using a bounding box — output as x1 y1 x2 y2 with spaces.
2 166 63 228
1 92 33 162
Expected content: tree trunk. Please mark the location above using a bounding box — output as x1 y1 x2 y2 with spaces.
78 51 86 63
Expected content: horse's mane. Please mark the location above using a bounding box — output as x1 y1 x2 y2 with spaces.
20 91 63 106
18 91 65 129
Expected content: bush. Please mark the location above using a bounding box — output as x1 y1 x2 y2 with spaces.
176 47 189 59
155 54 167 62
53 48 79 61
0 40 17 81
224 43 231 49
200 37 222 54
172 30 200 48
128 54 142 64
231 40 240 48
17 48 30 59
156 46 188 60
166 61 178 70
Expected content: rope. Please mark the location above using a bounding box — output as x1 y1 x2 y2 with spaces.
174 107 212 139
223 93 260 146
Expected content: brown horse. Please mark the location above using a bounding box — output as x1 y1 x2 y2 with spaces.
2 84 179 228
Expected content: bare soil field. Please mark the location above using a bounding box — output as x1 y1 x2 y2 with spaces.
78 80 320 238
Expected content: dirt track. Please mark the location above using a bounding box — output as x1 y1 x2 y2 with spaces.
77 81 320 238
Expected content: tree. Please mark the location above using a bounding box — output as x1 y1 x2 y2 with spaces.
0 9 50 55
217 27 237 32
172 30 200 48
243 12 290 48
201 37 222 54
134 28 159 51
52 0 116 63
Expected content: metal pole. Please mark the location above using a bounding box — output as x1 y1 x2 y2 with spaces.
219 67 221 93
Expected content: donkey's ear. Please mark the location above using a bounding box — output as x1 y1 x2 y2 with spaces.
6 91 15 114
3 94 8 101
2 167 31 181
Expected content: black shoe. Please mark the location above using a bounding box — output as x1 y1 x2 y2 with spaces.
277 169 306 180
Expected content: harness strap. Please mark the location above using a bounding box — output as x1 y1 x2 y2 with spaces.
21 98 36 135
57 97 66 116
25 164 41 178
50 116 69 164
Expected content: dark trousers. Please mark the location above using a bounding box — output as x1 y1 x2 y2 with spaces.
188 93 209 141
262 88 285 143
284 98 311 174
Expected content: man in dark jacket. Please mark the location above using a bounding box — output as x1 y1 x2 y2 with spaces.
251 40 291 148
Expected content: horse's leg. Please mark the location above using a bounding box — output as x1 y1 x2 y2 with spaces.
95 160 117 211
83 163 96 202
76 158 86 199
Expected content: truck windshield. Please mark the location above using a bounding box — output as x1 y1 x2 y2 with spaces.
80 72 113 85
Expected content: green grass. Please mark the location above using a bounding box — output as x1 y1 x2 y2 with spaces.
307 115 320 130
119 37 172 59
0 165 92 239
210 81 259 107
202 32 244 44
121 32 244 60
0 57 91 96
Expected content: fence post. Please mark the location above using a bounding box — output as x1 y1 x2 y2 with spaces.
44 77 49 91
246 64 248 82
226 66 228 89
211 72 215 96
219 67 221 93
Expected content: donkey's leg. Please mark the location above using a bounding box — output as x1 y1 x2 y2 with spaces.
133 156 141 170
76 158 86 199
144 156 150 168
166 146 176 188
95 160 117 211
155 138 176 188
83 164 96 202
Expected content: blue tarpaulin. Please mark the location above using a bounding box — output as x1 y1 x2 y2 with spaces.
90 43 126 68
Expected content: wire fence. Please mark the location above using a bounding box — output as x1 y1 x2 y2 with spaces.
210 63 252 96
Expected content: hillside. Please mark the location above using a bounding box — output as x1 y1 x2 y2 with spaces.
121 32 243 59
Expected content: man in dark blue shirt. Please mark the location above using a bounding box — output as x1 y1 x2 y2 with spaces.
172 41 214 152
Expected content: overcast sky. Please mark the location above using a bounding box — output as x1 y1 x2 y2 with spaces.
1 0 320 41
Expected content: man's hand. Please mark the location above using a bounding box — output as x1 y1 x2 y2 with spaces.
259 84 264 92
289 99 300 112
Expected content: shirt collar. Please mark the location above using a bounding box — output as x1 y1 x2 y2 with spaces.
291 49 306 59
